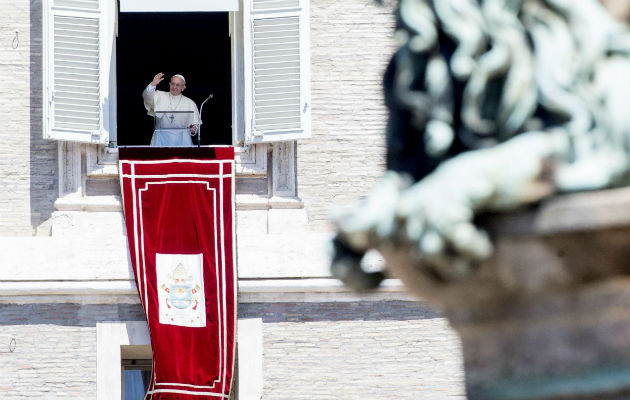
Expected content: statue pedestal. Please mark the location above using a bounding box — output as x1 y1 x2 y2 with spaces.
379 188 630 400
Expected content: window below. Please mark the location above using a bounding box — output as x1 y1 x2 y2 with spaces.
122 359 152 400
115 12 233 147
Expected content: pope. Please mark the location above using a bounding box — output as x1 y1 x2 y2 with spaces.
142 72 201 146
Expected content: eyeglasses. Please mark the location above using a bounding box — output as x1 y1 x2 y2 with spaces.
169 82 185 87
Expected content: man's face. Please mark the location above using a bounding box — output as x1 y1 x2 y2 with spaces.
169 77 186 96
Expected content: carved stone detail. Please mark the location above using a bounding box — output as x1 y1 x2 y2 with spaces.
235 144 267 176
86 144 119 178
271 141 296 198
58 141 84 197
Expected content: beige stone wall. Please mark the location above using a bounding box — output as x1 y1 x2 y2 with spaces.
243 301 466 400
0 303 145 399
0 0 58 236
0 301 465 400
262 319 464 399
298 0 395 231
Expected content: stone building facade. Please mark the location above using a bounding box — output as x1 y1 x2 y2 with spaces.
0 0 465 399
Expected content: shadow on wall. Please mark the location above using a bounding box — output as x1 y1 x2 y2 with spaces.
30 0 58 235
0 303 146 327
238 301 442 323
0 301 440 326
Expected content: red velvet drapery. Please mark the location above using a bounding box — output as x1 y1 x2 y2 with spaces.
119 147 236 399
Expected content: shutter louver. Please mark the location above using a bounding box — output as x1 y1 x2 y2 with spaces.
53 15 100 132
252 0 299 11
244 0 311 143
53 0 99 10
253 16 301 132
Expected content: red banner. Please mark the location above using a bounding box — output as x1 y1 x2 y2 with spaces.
119 147 236 399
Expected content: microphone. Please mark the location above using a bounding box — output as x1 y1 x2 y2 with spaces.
197 94 213 147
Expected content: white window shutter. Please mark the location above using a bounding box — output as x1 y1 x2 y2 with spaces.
243 0 311 143
43 0 113 144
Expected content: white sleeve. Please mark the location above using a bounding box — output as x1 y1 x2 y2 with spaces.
143 84 156 96
142 84 157 114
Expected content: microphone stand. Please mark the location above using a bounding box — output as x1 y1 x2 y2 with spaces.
197 94 213 147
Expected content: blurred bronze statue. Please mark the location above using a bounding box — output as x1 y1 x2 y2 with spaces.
331 0 629 289
330 1 630 398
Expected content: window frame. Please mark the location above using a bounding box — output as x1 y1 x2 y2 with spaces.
42 0 116 144
44 0 311 147
50 0 307 206
96 320 262 400
121 358 153 400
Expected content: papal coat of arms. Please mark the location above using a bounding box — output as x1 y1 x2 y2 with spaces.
156 253 206 327
162 263 201 309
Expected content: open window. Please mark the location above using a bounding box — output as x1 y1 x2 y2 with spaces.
43 0 311 147
115 11 232 146
121 358 152 400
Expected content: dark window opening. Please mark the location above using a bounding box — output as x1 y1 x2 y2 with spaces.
116 12 232 146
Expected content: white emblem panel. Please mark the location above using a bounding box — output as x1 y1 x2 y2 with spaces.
156 253 206 327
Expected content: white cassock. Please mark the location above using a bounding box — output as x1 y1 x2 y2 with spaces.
142 84 201 147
